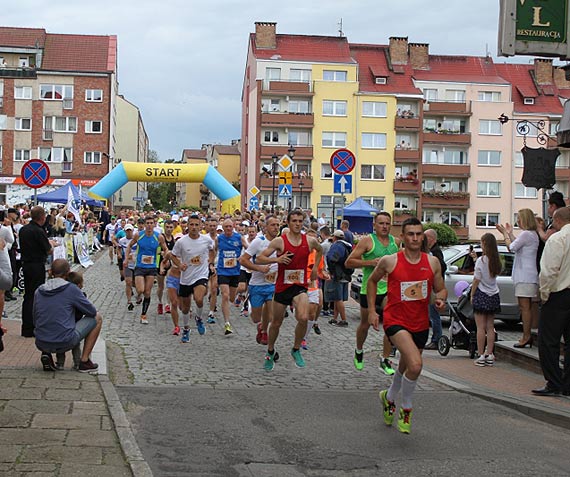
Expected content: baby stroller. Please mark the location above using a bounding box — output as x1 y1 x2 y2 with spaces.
437 284 478 358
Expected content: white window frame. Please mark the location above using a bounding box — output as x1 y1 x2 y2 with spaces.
85 89 103 102
479 120 502 135
265 68 281 81
15 118 32 131
550 121 560 136
39 147 72 163
290 69 311 83
322 100 347 116
361 164 386 181
322 131 346 148
263 130 279 143
423 88 438 101
515 151 524 168
515 183 538 198
288 99 309 113
14 149 31 162
477 91 501 102
14 86 32 100
362 133 387 149
477 150 502 166
39 84 73 101
362 196 385 209
84 151 102 164
362 101 387 118
321 163 333 179
477 181 501 197
445 89 466 102
323 70 347 82
476 213 500 228
288 130 310 146
85 120 103 134
394 196 411 209
44 116 77 133
523 97 535 105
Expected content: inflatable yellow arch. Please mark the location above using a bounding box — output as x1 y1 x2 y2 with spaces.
89 162 241 213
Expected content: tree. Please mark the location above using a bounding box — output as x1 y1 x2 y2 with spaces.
145 152 183 210
423 222 458 247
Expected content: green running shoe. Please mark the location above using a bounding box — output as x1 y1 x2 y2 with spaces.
380 358 395 376
397 408 413 434
379 390 396 426
354 350 364 371
264 351 275 371
291 348 306 368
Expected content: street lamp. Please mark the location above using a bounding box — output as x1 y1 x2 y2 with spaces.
287 144 296 208
299 180 304 210
271 153 278 213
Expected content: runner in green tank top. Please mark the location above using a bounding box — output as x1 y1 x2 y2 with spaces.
346 212 401 372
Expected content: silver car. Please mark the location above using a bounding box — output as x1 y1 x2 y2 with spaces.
443 244 519 323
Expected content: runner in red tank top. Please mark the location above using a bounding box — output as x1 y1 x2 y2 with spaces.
366 218 447 434
257 210 322 370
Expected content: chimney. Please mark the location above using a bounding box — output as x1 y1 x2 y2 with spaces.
410 43 429 70
255 22 277 49
389 37 409 65
535 58 553 85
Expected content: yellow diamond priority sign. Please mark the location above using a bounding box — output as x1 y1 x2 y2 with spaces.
277 154 293 171
248 186 260 197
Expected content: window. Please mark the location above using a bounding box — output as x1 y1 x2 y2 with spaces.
438 211 467 227
265 68 281 81
322 132 346 148
320 195 333 204
40 84 73 100
321 163 333 179
362 101 387 117
478 91 501 102
423 88 438 101
0 115 6 130
323 70 347 82
44 116 77 133
269 99 280 111
295 161 311 176
63 151 73 172
479 120 502 135
288 130 310 146
515 183 538 198
362 196 385 209
39 147 72 163
19 57 29 67
477 150 501 166
476 213 500 227
84 152 102 164
361 164 385 180
263 131 279 142
477 181 501 197
15 118 31 131
362 133 387 149
290 69 311 83
85 120 102 133
523 97 535 105
322 100 347 116
394 196 410 209
445 89 465 102
515 151 524 167
443 149 467 164
85 89 103 102
288 100 309 113
550 121 559 136
14 149 31 162
14 86 32 100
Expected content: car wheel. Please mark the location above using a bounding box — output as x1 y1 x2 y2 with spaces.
437 336 450 356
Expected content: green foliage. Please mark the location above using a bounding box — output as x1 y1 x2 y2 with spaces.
145 150 183 210
422 222 458 247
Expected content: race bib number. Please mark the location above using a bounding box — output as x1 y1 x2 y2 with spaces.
141 255 155 265
284 269 304 285
190 255 202 266
223 257 237 268
265 271 277 284
400 280 428 301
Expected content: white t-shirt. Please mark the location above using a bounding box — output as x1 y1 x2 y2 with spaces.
172 234 214 286
118 236 136 269
105 223 116 239
474 256 500 295
244 236 278 287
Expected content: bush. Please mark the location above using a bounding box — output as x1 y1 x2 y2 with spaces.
422 222 458 247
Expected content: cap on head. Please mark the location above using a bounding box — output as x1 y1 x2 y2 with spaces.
333 229 345 238
171 214 180 221
124 224 134 231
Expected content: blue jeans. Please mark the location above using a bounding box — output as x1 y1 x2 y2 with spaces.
429 304 442 343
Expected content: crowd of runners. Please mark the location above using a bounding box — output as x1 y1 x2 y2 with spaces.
98 206 446 434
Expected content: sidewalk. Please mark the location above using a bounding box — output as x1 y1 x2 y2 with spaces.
0 318 149 476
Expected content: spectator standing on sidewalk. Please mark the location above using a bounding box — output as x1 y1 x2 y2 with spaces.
533 207 570 396
0 237 13 352
341 220 354 245
470 233 502 366
539 191 566 242
424 229 446 350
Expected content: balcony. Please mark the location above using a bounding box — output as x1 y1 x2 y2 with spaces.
424 100 471 115
555 167 570 180
264 81 314 96
259 175 314 191
395 116 421 130
0 66 37 78
393 179 419 194
423 132 471 145
394 148 421 162
260 145 313 160
421 191 470 208
422 163 470 177
451 226 470 240
261 112 313 128
392 210 417 225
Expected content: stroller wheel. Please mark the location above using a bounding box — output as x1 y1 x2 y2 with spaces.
437 336 451 356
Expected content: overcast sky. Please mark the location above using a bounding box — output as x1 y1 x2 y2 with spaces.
7 0 511 161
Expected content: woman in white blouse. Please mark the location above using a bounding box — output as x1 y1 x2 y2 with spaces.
496 208 539 348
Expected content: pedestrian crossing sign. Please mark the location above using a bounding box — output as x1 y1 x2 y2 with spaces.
278 184 292 198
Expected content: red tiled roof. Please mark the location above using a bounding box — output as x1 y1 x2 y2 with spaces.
0 27 46 48
251 34 355 64
214 145 240 155
183 149 207 160
42 34 115 73
413 55 508 84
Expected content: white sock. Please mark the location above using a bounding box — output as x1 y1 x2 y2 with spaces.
304 320 314 341
387 369 404 402
182 312 190 328
195 306 203 320
401 375 418 409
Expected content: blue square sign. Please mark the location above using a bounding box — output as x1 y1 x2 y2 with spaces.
333 174 352 194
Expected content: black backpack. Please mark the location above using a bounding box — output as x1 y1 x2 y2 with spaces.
334 242 355 281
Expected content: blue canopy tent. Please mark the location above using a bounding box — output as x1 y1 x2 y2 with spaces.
36 181 103 207
341 198 379 233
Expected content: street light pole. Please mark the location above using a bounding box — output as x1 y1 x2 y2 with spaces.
299 180 304 210
287 144 296 208
271 153 278 214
